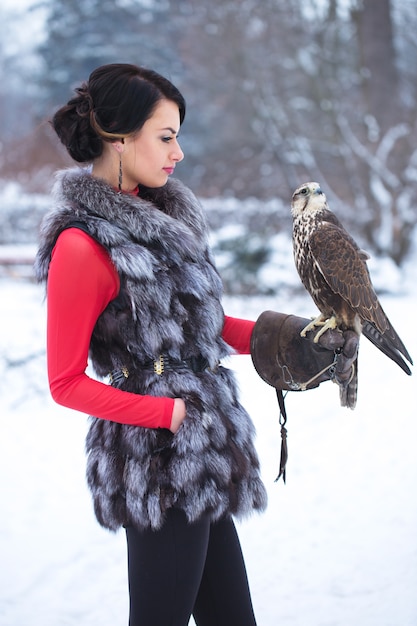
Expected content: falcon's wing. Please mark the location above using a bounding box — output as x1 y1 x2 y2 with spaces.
308 222 386 330
309 220 412 370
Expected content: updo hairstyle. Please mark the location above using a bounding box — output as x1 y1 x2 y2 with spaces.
52 63 186 163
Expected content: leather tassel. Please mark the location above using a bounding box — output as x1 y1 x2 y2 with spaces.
275 389 288 483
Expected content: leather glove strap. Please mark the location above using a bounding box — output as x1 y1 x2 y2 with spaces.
275 389 288 483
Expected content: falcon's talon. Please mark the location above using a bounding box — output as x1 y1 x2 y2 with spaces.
312 325 328 343
310 315 338 343
300 313 327 338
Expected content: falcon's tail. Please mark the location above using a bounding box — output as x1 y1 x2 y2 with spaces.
362 321 412 375
339 358 358 409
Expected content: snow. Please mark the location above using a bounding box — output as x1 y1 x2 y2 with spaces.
1 253 416 625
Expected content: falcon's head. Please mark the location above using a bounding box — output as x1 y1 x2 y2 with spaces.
291 181 327 218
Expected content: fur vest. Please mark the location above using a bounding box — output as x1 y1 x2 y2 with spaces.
35 168 267 530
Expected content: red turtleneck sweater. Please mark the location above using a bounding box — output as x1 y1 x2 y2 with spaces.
46 228 255 430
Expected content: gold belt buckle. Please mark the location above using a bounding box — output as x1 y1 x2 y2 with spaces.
154 355 165 376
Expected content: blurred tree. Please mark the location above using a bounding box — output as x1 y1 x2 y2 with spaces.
0 3 46 141
37 0 184 111
343 0 417 263
188 0 416 264
1 0 416 268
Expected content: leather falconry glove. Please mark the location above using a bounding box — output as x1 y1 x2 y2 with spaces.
250 310 359 391
250 311 359 483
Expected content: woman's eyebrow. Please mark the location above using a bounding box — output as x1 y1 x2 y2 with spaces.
160 127 178 134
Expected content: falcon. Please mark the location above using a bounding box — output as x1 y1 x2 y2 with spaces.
291 181 413 409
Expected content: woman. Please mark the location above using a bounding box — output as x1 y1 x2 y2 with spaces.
35 63 357 626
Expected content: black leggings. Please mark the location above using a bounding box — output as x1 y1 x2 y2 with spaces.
125 508 257 626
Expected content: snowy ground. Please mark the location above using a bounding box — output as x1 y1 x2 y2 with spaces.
1 270 416 626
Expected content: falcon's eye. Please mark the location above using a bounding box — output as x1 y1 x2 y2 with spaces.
300 188 308 195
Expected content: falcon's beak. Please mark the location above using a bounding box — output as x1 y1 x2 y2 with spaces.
313 187 323 195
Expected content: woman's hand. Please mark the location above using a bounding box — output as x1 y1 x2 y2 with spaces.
170 398 186 433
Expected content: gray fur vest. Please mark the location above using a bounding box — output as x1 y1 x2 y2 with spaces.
35 168 267 530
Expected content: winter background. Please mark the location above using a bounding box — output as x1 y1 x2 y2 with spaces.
0 186 416 626
1 0 417 623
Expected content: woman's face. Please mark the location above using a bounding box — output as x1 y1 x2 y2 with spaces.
121 98 184 189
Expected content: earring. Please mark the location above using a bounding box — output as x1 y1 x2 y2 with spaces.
117 138 125 192
118 155 123 192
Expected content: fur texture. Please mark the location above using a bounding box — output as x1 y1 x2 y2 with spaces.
36 168 267 530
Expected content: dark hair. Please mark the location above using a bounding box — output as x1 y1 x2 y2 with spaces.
52 63 186 163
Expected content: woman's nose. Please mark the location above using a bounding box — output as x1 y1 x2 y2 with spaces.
172 140 184 162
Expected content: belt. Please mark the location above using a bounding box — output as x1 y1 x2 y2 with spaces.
108 354 218 386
